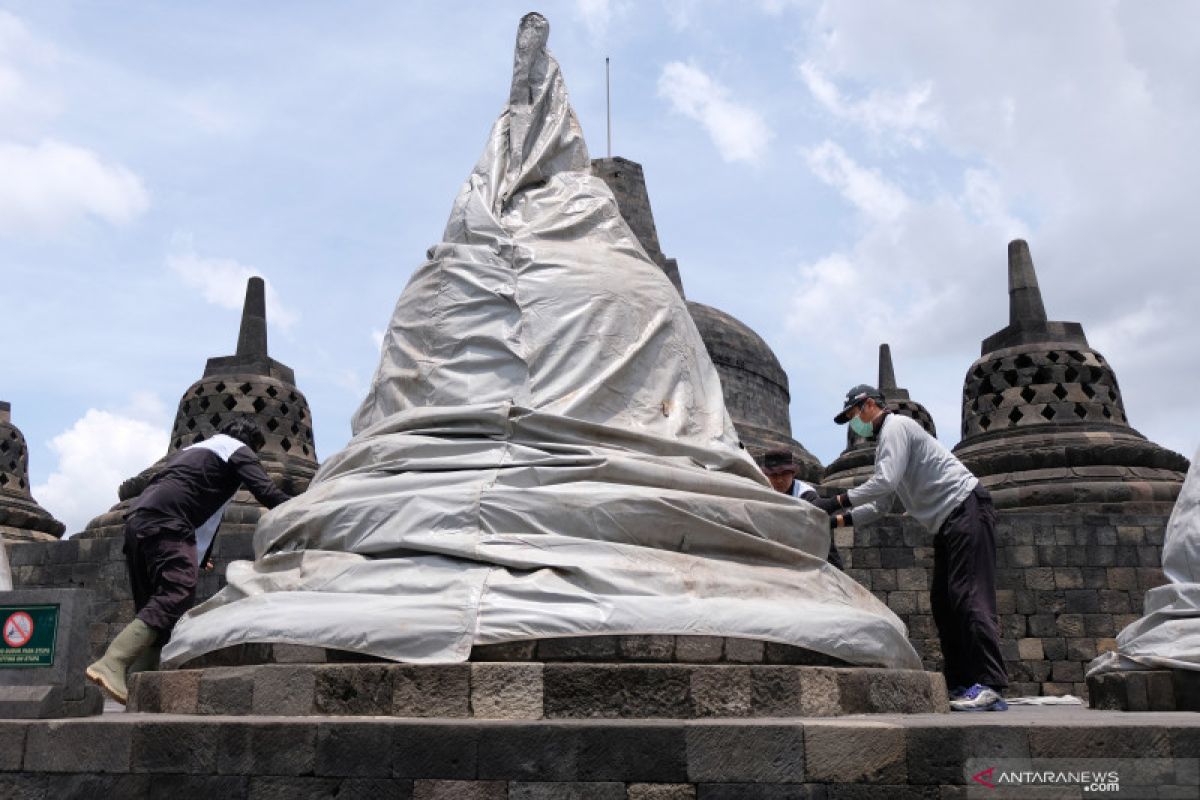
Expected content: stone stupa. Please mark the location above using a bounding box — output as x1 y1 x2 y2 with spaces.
953 239 1188 511
82 277 318 538
822 344 937 492
0 401 65 543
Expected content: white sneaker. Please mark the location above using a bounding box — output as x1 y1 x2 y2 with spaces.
949 683 1008 712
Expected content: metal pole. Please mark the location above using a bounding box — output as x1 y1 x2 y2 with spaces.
606 56 612 157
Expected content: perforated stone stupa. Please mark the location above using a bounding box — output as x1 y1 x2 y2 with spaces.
83 277 317 538
591 156 822 482
0 401 65 543
953 239 1188 510
822 344 936 492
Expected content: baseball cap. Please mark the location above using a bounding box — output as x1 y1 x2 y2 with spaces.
761 449 798 475
834 384 884 424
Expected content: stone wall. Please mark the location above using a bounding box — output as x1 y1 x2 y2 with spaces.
5 531 254 661
837 510 1168 697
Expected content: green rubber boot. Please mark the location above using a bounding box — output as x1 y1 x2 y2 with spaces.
127 644 162 677
86 619 158 704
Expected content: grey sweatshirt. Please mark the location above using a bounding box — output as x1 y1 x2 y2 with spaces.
847 414 978 532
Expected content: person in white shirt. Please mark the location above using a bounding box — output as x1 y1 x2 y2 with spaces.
812 385 1008 712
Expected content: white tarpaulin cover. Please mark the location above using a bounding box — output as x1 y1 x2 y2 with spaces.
1088 446 1200 676
162 13 920 671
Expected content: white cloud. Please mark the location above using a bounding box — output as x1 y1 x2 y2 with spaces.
803 140 910 222
33 394 170 537
658 61 772 164
167 239 300 330
799 61 937 147
0 139 148 235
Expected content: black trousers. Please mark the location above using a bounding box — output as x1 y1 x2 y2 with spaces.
122 512 199 639
930 485 1008 689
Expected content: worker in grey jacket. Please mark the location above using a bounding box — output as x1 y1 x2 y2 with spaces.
813 385 1008 711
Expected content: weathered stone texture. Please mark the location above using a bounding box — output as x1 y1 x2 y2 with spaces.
840 509 1170 697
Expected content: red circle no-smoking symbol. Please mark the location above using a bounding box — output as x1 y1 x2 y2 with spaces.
3 612 34 648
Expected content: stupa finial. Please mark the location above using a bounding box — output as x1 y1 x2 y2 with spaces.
1008 239 1048 327
878 344 897 392
0 401 9 425
235 277 269 358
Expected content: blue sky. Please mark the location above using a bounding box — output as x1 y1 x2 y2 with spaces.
3 1 1198 534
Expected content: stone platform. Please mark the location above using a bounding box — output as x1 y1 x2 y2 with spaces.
1088 669 1200 712
128 662 948 719
3 706 1199 798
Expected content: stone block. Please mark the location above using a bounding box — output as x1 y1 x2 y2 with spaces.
628 784 696 800
675 636 723 663
896 569 927 591
392 665 469 718
1065 638 1097 661
1016 638 1043 660
1051 661 1083 683
1039 724 1174 758
1083 614 1115 637
1025 568 1055 590
393 724 478 779
0 773 47 800
415 782 504 800
577 723 687 781
806 721 906 783
23 718 131 772
1053 568 1082 589
315 721 392 777
131 720 220 773
870 569 898 591
1055 614 1084 637
724 638 765 664
537 636 618 661
696 785 816 799
1026 614 1057 637
0 589 103 718
252 665 315 715
326 778 415 800
750 667 803 716
508 782 625 800
906 727 1029 784
206 722 309 777
469 663 542 719
476 723 580 781
314 665 393 716
197 667 255 715
246 776 342 799
686 724 805 783
1041 638 1067 661
619 636 675 662
145 774 249 800
544 665 686 719
690 666 752 717
46 774 153 799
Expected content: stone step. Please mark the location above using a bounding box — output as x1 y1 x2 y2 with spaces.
128 662 948 718
3 707 1198 799
179 635 853 668
1089 669 1200 711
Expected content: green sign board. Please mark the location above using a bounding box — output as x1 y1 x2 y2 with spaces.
0 605 59 668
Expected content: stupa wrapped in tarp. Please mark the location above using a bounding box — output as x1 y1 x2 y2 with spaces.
1088 446 1200 676
164 13 919 670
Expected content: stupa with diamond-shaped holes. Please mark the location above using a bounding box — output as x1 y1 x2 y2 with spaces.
81 277 317 538
952 239 1187 511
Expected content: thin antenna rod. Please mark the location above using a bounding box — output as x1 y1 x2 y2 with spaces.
605 56 612 157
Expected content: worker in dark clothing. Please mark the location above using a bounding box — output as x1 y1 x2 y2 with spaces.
761 449 844 570
811 385 1008 712
86 416 292 704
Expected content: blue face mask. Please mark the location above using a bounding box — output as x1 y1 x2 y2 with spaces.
849 415 874 439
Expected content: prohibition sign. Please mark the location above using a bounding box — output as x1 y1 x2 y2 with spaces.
3 612 34 648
